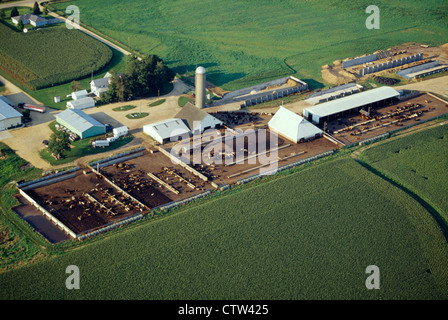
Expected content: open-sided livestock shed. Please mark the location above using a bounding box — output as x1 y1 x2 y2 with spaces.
56 109 106 139
269 106 323 143
303 86 400 125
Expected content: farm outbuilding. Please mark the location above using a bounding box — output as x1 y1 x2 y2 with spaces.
175 102 223 134
303 86 400 125
113 126 128 137
56 109 106 139
70 90 89 100
0 99 22 131
268 106 323 143
66 97 95 110
143 118 190 144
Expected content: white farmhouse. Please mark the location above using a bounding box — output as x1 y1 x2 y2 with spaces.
90 73 111 97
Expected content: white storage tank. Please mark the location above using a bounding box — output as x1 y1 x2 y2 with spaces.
195 66 206 109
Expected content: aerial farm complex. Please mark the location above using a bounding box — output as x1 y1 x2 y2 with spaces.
7 47 448 243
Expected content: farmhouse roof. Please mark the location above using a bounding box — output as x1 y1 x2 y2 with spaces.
57 109 104 132
0 100 22 120
12 14 45 23
268 106 322 142
91 77 110 88
29 15 46 23
303 86 399 118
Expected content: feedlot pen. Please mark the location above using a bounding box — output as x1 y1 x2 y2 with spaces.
15 93 448 242
330 93 448 146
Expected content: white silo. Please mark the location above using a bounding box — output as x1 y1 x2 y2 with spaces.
195 66 206 109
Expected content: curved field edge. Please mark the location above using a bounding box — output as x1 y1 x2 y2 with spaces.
0 23 113 90
360 123 448 234
0 157 447 299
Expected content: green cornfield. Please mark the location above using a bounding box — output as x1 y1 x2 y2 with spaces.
361 123 448 228
0 23 112 90
1 157 447 299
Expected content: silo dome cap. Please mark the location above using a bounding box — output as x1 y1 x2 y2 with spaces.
196 66 206 74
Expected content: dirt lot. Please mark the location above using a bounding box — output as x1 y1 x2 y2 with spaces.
170 127 336 185
26 170 147 234
330 93 448 145
99 150 214 203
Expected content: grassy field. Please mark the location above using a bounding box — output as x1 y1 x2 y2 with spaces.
0 157 447 299
0 143 44 272
51 0 448 90
361 123 448 227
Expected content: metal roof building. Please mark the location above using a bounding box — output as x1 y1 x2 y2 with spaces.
66 97 95 110
268 106 323 143
56 109 105 139
143 118 190 144
303 86 400 125
175 102 223 134
0 99 22 131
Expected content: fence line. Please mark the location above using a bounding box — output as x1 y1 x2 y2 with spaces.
18 188 77 239
236 150 334 185
17 167 80 189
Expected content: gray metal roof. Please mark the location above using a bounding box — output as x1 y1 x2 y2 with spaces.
91 77 110 88
268 106 322 142
303 86 399 118
0 95 14 106
67 97 95 108
144 118 190 139
57 109 104 132
0 100 22 120
175 102 220 130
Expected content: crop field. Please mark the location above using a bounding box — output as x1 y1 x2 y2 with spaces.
51 0 448 90
361 122 448 226
0 22 112 90
1 157 447 299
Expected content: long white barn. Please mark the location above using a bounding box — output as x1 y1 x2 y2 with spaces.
303 86 400 125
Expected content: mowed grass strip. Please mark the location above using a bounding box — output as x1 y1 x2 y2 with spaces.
1 158 447 299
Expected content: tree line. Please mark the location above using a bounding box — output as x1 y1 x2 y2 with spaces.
101 54 175 104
